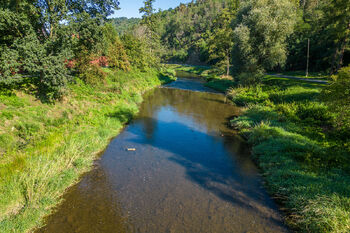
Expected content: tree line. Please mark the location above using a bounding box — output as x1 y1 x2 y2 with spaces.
140 0 349 81
1 0 349 100
0 0 159 101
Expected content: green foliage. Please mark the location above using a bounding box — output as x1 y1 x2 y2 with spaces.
79 64 107 85
207 7 235 75
107 38 130 71
323 65 350 129
149 0 230 63
139 0 155 18
0 0 120 100
227 85 269 106
38 54 70 101
232 0 297 85
286 0 350 73
121 34 157 70
109 17 141 35
102 24 130 71
229 75 350 232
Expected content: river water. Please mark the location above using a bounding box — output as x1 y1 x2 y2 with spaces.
37 76 288 233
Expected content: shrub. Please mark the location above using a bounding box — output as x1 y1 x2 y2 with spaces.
236 71 265 86
296 102 333 125
323 65 350 130
269 86 320 104
228 86 269 106
38 54 69 101
107 37 130 71
79 64 107 85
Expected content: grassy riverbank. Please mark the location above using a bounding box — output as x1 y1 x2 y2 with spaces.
0 67 175 232
172 64 350 232
229 76 350 232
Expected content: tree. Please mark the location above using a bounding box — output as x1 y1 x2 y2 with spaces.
207 7 236 75
34 0 120 38
232 0 297 85
324 0 350 73
139 0 156 18
0 0 120 100
103 24 130 71
121 33 157 71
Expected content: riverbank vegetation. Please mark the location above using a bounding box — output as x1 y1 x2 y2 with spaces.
1 0 349 232
0 68 173 232
229 69 350 232
171 61 350 232
0 1 175 232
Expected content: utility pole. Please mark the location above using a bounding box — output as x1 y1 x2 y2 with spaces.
306 38 310 77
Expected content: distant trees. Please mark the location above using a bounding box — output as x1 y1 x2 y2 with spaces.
143 0 349 83
232 0 297 85
148 0 229 64
109 17 141 35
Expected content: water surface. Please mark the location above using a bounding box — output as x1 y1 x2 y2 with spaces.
37 77 288 233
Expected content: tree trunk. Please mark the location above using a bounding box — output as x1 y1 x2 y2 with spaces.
226 49 230 76
332 21 350 74
336 21 350 72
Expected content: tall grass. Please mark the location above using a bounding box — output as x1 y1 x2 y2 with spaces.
0 67 175 232
229 77 350 232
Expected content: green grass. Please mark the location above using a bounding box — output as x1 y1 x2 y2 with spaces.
204 78 235 93
229 77 350 232
0 67 175 233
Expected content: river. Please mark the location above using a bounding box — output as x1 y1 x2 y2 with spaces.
37 75 288 233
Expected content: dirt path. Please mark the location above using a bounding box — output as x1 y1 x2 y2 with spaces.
268 74 329 84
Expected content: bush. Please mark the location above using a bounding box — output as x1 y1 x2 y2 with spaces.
323 65 350 130
79 64 107 85
107 37 130 71
296 102 333 125
38 54 69 101
236 71 265 86
227 86 269 106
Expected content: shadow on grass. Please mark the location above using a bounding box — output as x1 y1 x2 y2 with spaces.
158 73 176 85
106 107 135 124
205 79 236 93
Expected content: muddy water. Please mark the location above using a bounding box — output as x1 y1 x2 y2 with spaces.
37 77 288 233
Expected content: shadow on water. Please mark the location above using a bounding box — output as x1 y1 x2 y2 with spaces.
127 111 285 226
37 79 289 233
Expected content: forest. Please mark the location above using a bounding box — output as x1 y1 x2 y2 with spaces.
0 0 350 232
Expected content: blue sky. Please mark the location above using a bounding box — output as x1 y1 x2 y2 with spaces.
110 0 193 18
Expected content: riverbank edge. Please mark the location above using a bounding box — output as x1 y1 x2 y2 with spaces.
170 64 350 233
0 67 176 232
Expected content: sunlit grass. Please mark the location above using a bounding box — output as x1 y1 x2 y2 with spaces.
230 77 350 232
0 67 174 232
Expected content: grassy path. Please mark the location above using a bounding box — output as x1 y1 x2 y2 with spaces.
267 74 329 84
